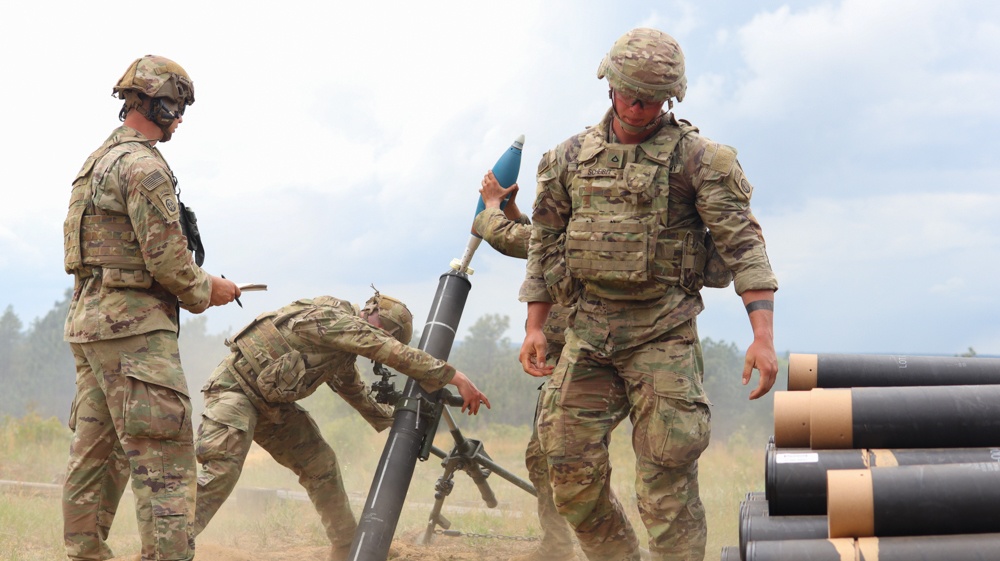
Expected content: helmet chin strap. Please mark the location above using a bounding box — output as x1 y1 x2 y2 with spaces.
146 97 182 142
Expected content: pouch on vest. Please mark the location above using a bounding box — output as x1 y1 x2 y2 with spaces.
102 267 153 289
541 233 582 307
702 232 733 289
566 217 655 285
255 349 308 403
678 230 708 295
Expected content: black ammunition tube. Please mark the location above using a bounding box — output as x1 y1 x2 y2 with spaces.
765 446 1000 515
765 447 866 515
748 535 1000 561
738 492 769 521
740 514 828 559
808 385 1000 449
788 353 1000 391
745 538 854 561
828 463 1000 538
855 534 1000 560
719 545 740 561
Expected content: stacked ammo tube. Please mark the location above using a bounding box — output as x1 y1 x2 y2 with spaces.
725 353 1000 561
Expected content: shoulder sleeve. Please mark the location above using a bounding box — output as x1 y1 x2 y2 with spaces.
530 142 582 305
298 313 457 391
685 134 778 294
122 154 211 310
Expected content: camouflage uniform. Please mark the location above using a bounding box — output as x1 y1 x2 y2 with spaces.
193 295 455 556
521 109 777 561
474 209 576 560
63 125 212 561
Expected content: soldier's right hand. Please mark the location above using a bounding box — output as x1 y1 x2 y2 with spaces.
451 371 491 415
480 170 519 216
519 331 553 378
208 275 241 307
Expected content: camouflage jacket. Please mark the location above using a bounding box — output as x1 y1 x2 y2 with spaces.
64 126 211 343
521 110 777 352
473 207 531 259
216 296 456 411
474 208 571 356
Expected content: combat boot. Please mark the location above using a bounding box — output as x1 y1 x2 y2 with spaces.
329 543 351 561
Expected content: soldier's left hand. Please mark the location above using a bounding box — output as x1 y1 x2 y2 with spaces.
451 371 491 415
743 338 778 399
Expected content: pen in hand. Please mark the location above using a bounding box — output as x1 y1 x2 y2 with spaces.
221 275 242 308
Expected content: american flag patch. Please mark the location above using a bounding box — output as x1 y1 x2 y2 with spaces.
140 169 167 191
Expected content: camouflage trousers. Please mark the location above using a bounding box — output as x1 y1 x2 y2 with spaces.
193 361 357 549
525 388 577 555
537 320 712 561
64 331 196 561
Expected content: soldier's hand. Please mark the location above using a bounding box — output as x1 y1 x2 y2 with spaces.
519 331 554 378
480 171 518 215
208 275 241 307
451 371 491 415
743 338 778 400
502 183 521 221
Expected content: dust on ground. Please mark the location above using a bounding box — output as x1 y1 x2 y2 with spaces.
108 530 539 561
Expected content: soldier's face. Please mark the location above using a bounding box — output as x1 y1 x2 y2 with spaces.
167 115 182 135
612 90 664 127
365 309 383 330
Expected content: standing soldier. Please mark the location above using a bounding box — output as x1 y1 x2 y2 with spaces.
193 292 489 561
519 29 779 561
473 173 578 561
62 55 241 561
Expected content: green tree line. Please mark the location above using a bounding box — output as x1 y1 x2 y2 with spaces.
0 296 775 441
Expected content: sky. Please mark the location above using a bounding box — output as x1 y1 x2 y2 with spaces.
2 0 1000 359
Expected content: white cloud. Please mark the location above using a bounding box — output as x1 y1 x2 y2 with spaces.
4 0 1000 358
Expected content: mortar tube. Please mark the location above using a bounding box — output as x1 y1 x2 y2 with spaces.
788 353 1000 391
349 270 472 561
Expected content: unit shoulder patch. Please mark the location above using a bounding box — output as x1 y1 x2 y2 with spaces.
134 167 180 220
702 143 738 176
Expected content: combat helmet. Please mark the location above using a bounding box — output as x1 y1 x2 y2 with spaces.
362 289 414 345
597 28 687 107
113 55 195 140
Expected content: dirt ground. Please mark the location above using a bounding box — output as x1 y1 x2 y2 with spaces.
108 529 548 561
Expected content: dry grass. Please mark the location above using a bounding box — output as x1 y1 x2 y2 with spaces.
0 413 766 560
